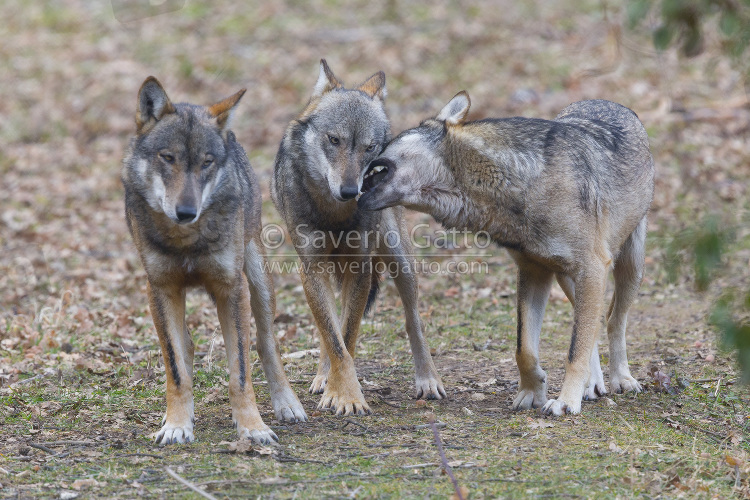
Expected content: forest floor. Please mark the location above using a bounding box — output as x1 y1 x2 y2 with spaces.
1 1 749 498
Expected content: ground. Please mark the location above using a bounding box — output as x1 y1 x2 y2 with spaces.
1 1 750 498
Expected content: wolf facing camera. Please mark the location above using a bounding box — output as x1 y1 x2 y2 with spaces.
122 77 306 444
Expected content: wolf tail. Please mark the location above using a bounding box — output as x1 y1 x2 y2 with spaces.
364 265 382 316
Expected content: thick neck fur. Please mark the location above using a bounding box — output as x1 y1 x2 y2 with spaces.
415 127 540 247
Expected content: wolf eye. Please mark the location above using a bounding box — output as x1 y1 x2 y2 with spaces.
366 143 377 153
159 152 175 164
202 158 214 169
328 135 340 145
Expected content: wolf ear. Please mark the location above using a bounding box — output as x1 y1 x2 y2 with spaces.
312 59 342 97
136 76 176 134
436 91 471 125
207 88 246 132
357 71 387 100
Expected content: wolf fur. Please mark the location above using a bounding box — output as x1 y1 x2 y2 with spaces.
358 92 654 415
122 77 306 444
271 60 445 416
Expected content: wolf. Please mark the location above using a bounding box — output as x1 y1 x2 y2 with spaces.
271 60 445 416
122 77 307 444
358 92 654 415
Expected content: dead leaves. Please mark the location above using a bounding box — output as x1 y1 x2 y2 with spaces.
219 440 276 457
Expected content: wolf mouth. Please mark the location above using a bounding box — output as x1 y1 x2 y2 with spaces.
360 158 392 193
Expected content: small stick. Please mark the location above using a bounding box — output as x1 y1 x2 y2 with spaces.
402 463 438 469
428 414 464 500
118 453 163 459
36 440 96 446
342 419 368 431
714 378 722 398
165 466 218 500
0 466 10 475
29 443 56 455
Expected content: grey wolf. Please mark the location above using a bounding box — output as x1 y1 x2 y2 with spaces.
122 77 306 444
271 60 445 415
358 92 654 415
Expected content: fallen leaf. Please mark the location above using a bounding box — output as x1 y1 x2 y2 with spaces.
527 418 554 430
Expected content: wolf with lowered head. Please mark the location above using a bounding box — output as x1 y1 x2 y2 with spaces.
122 77 306 444
272 60 445 416
358 92 654 415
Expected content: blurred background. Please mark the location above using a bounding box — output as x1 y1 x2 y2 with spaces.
1 0 749 381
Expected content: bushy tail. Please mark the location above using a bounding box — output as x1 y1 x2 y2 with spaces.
364 266 382 316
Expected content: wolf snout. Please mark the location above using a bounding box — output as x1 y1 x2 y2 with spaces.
175 205 198 223
339 185 359 200
360 158 393 193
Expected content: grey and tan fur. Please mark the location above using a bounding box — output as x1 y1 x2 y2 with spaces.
122 77 306 444
358 92 654 415
271 60 445 416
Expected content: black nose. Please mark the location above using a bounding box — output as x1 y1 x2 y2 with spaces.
176 205 197 222
340 185 359 200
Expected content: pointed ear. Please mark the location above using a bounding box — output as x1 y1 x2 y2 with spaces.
312 59 342 97
357 71 386 99
136 76 175 134
207 88 246 131
436 91 471 125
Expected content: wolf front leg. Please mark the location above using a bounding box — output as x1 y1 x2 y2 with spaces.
148 283 195 445
299 256 371 416
511 259 553 411
543 264 607 416
244 236 307 423
215 274 278 444
380 213 445 400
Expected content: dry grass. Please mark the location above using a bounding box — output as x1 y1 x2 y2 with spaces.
1 1 749 498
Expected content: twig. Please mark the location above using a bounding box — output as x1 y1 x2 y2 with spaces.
375 395 400 408
342 419 368 431
164 467 218 500
714 377 722 398
29 443 56 455
36 440 96 446
429 414 464 500
10 374 44 387
118 453 163 459
0 466 10 475
617 415 634 432
402 463 438 469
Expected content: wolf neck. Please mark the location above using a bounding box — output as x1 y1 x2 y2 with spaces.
420 131 539 246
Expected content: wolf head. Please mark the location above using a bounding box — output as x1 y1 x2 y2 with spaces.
296 60 390 202
358 91 471 211
122 77 245 224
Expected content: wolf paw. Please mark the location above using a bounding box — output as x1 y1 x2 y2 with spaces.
415 376 447 400
271 388 308 423
153 423 195 445
512 389 547 411
610 373 642 394
309 374 327 394
235 422 278 445
542 398 581 416
318 388 371 416
583 372 607 401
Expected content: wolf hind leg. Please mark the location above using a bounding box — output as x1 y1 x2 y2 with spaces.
512 259 553 411
556 273 606 401
607 217 646 394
